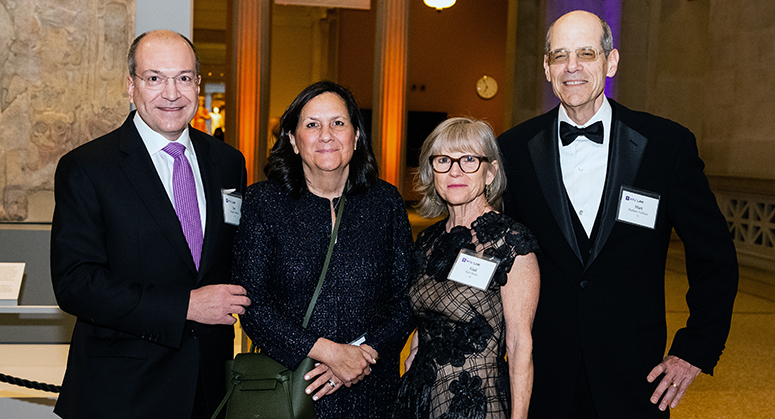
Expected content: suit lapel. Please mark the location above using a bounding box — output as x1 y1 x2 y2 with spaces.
587 102 648 268
191 132 221 281
528 111 583 263
118 116 199 274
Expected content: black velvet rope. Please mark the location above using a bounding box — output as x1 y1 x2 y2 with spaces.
0 373 60 393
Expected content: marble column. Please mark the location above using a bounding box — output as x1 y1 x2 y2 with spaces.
372 0 409 191
227 0 271 183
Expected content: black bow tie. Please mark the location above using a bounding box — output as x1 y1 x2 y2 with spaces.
560 121 604 146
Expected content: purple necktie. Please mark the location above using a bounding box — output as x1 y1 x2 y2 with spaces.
163 142 203 270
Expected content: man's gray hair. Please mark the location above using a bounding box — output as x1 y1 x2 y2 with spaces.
545 15 614 57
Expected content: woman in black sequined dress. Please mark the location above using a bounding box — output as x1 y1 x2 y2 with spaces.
232 81 415 418
393 117 540 419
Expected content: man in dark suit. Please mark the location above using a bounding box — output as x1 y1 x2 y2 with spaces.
497 10 738 419
50 30 250 419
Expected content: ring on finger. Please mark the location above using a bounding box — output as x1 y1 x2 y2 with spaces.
671 383 677 388
328 379 336 388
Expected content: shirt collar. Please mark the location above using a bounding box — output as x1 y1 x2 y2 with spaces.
558 96 612 146
133 112 193 155
558 96 612 128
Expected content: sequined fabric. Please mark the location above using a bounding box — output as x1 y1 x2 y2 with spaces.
232 179 415 419
394 212 539 419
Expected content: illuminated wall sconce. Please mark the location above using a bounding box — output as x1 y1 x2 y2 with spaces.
424 0 455 11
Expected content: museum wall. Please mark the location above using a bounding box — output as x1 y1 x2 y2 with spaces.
702 0 775 181
617 0 775 182
269 5 339 132
339 0 509 135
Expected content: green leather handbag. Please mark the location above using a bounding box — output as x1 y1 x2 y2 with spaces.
211 194 346 419
214 348 316 419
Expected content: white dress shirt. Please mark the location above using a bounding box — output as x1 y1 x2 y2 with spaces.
557 98 612 237
134 113 207 235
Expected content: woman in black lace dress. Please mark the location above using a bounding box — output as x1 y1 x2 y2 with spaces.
394 117 540 419
232 81 415 418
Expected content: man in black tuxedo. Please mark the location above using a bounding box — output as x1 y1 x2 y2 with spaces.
51 30 250 419
497 10 738 419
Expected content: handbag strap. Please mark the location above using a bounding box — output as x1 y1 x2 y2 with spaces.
244 194 345 354
302 193 345 329
211 377 235 419
211 194 347 419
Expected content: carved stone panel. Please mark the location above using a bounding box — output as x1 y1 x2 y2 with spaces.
0 0 134 222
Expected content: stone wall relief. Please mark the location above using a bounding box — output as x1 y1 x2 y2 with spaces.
0 0 134 221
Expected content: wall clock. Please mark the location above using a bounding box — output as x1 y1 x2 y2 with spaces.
476 75 498 99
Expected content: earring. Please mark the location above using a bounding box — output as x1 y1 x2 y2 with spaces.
485 184 491 199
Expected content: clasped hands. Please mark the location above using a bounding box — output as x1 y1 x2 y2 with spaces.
304 341 378 401
187 284 251 325
647 355 701 411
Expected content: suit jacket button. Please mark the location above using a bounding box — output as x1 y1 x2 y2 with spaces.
190 329 198 338
580 280 589 289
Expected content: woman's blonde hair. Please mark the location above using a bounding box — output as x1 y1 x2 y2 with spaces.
414 117 506 218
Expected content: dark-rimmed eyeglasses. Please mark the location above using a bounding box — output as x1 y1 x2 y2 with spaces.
133 73 200 91
430 155 489 174
547 47 605 65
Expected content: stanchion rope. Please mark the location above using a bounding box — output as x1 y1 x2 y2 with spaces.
0 373 60 393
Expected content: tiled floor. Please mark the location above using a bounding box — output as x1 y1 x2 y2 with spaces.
662 246 775 418
1 237 772 418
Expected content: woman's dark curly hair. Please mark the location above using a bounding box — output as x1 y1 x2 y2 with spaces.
264 80 379 198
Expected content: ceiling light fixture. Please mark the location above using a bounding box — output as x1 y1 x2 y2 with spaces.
424 0 455 11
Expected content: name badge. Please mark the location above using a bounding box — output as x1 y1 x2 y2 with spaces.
221 189 242 226
447 249 501 291
616 186 660 229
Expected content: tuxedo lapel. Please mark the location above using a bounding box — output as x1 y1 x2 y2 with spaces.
118 117 199 274
528 114 583 263
587 103 648 267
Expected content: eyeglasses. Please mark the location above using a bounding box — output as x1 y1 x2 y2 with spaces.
430 155 489 174
547 47 605 65
133 73 200 91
